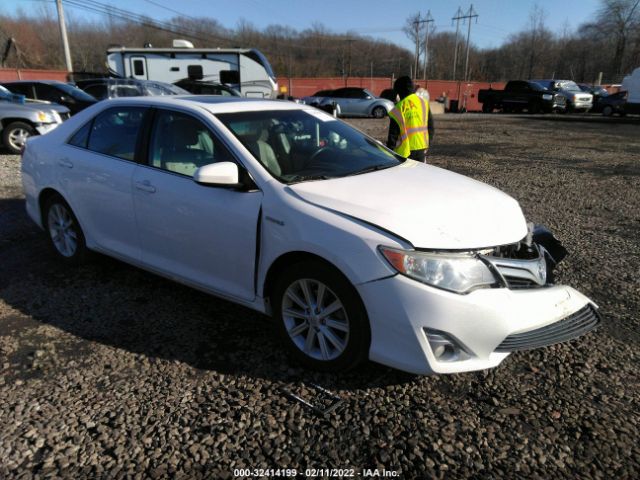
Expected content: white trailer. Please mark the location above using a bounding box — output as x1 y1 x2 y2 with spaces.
621 67 640 113
107 40 278 99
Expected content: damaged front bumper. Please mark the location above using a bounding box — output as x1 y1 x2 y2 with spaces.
360 225 600 375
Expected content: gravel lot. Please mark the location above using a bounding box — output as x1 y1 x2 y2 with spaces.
1 113 639 479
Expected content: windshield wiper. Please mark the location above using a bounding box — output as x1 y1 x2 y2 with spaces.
345 163 396 177
287 174 333 184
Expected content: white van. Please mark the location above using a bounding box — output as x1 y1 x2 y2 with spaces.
107 40 278 99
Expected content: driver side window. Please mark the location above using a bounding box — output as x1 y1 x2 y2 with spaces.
148 110 234 177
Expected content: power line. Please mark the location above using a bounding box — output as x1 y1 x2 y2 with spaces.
422 11 434 81
452 5 478 81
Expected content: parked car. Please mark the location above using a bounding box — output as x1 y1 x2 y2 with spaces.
577 83 609 102
531 80 593 112
300 90 334 110
1 80 97 115
379 88 398 103
592 91 627 116
0 85 69 154
173 78 241 96
74 78 190 100
301 87 393 118
21 96 600 374
478 80 566 113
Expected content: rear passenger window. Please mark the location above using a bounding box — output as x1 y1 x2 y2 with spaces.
68 122 91 148
87 107 146 161
149 110 234 177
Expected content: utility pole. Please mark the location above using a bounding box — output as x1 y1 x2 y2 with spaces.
422 11 434 81
412 14 421 81
451 7 464 81
55 0 73 78
463 4 479 81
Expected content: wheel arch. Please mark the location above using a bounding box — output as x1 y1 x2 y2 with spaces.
1 118 36 130
370 102 389 116
38 188 66 227
262 251 361 308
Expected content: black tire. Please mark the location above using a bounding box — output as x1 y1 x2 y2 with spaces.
602 105 613 117
272 261 370 372
43 195 89 265
482 103 493 113
2 121 35 155
372 106 386 119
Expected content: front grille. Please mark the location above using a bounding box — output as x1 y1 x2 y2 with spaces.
495 304 600 352
504 276 538 289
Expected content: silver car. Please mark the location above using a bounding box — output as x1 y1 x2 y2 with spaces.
532 80 593 112
302 87 394 118
0 86 69 154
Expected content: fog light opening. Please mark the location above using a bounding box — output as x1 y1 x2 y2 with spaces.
425 330 472 362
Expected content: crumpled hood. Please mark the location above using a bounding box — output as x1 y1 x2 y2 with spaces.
289 160 528 249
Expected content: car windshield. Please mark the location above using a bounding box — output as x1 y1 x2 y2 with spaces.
55 82 97 101
557 81 581 92
142 81 190 96
529 82 547 92
216 109 405 183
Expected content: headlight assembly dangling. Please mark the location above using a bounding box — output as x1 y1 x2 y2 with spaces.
379 246 498 294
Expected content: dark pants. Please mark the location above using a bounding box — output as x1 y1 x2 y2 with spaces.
409 149 428 163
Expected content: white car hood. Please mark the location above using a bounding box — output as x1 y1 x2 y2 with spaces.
289 160 528 249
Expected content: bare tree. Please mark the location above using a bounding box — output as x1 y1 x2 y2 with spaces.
597 0 640 78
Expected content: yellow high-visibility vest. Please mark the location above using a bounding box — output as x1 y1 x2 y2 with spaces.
388 93 429 158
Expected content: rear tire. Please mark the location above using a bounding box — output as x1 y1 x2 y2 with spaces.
602 105 613 117
272 261 370 372
482 103 493 113
43 195 89 265
3 121 35 154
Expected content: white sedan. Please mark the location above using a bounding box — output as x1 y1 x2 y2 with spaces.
21 96 600 374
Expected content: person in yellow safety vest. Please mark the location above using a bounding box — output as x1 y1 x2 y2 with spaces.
386 76 435 163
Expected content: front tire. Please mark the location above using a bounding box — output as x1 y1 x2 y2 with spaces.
272 261 370 372
3 121 35 154
372 106 386 118
44 195 89 265
602 105 613 117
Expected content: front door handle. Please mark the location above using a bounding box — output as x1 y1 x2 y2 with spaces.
135 180 156 193
58 159 73 169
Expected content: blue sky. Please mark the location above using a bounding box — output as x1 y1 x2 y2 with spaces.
5 0 601 51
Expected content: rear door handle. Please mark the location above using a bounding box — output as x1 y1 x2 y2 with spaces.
135 180 156 193
58 159 73 169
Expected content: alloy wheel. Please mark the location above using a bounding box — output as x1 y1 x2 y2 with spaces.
281 278 350 361
47 203 78 257
8 128 30 151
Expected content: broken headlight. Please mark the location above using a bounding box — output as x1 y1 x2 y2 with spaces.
379 247 497 294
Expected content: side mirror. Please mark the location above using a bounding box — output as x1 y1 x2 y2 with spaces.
194 162 243 188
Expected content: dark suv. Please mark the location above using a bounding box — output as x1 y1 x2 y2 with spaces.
1 80 97 115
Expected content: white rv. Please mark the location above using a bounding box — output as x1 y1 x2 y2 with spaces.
107 40 278 99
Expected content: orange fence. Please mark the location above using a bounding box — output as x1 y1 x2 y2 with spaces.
0 68 69 82
279 77 505 111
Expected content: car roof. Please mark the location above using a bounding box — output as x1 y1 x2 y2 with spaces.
2 80 64 85
97 96 307 114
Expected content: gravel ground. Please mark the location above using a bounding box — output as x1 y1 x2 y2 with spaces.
1 113 639 479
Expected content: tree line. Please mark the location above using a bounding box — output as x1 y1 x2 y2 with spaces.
0 0 638 84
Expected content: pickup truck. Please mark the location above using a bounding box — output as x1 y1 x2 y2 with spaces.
0 85 70 154
478 80 566 114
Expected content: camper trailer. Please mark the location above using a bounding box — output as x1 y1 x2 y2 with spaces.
107 40 278 99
